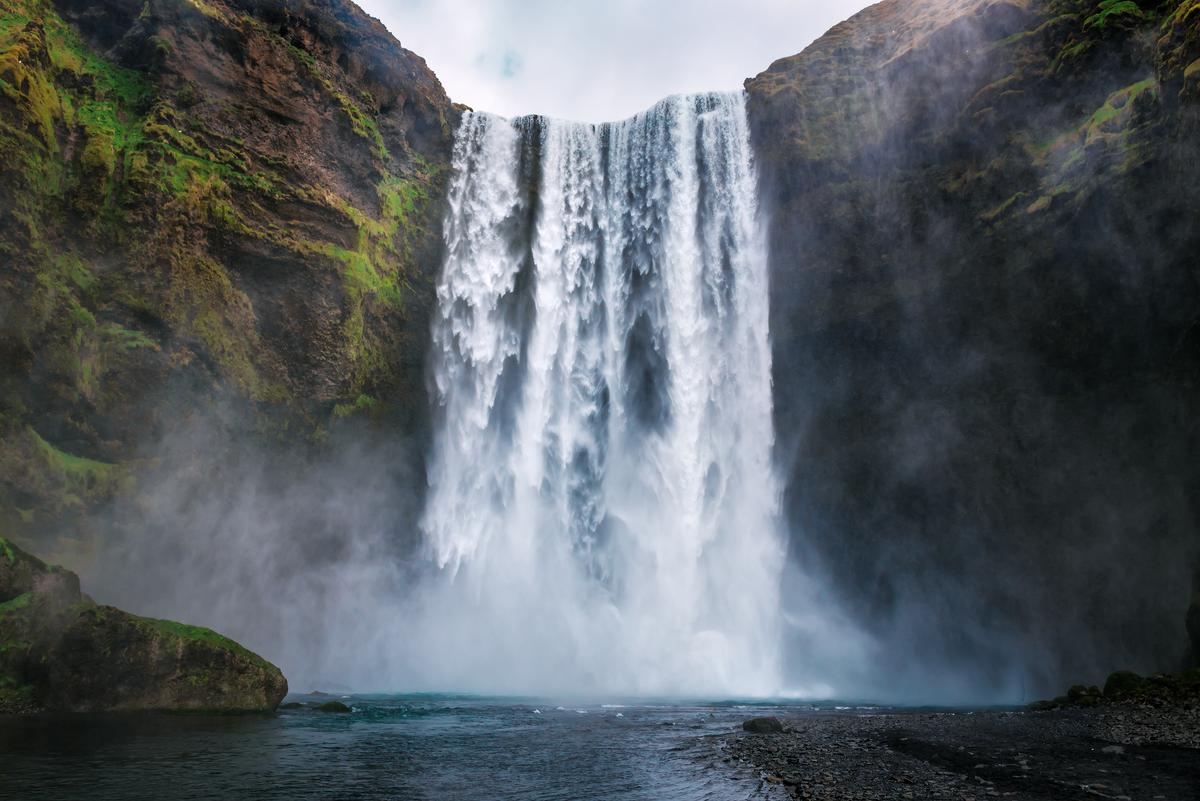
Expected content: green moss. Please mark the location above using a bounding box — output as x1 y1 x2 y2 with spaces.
0 0 442 458
0 23 63 148
328 244 404 309
100 323 158 352
28 428 121 496
135 616 275 670
0 592 32 617
190 306 286 403
0 538 13 564
332 394 379 419
183 0 228 20
1084 0 1146 29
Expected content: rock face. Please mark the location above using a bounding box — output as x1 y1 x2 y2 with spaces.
0 537 287 713
0 0 457 558
746 0 1200 692
1033 668 1200 709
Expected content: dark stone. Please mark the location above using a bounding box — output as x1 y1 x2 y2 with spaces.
317 700 351 713
743 716 785 733
1104 671 1145 700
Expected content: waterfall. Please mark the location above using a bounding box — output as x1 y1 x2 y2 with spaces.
418 92 783 696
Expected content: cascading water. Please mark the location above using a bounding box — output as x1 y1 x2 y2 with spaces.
416 92 783 696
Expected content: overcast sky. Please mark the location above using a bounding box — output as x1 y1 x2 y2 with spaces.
356 0 873 122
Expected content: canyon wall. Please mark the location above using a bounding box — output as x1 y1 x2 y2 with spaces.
747 0 1200 693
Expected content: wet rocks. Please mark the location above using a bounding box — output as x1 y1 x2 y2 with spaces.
743 716 785 733
316 701 351 713
723 708 1200 800
1034 668 1200 712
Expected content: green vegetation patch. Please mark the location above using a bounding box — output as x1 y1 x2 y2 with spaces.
0 538 13 565
0 592 33 617
1084 1 1148 29
29 428 120 495
100 323 159 352
333 394 379 419
135 615 276 671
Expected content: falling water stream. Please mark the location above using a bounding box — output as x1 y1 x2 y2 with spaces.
418 92 783 696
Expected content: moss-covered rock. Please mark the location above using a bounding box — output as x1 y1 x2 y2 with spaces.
0 536 286 713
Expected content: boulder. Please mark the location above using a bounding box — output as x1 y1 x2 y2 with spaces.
0 537 287 714
316 700 351 713
742 716 785 733
1103 671 1145 700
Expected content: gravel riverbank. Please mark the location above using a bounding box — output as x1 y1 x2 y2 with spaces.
717 707 1200 801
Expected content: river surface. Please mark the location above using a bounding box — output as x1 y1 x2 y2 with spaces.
0 695 833 800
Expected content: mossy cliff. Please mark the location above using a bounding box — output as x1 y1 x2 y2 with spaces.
747 0 1200 692
0 536 287 712
0 0 457 561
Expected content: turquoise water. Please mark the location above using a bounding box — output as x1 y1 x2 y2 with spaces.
0 695 803 800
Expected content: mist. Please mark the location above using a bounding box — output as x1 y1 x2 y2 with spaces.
66 0 1199 707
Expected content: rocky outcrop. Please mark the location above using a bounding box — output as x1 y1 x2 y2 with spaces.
0 536 287 713
0 0 457 559
743 716 786 733
1032 668 1200 710
746 0 1200 693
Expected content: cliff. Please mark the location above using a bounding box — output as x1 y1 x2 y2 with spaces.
747 0 1200 694
0 0 457 560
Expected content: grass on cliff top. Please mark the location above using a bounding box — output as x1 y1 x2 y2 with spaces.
135 615 277 671
0 592 33 617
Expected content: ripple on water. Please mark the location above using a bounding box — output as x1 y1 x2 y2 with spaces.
0 695 789 801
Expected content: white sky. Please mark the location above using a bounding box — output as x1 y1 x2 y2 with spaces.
356 0 873 122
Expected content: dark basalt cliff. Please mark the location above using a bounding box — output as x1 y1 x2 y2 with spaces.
0 0 457 560
746 0 1200 691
